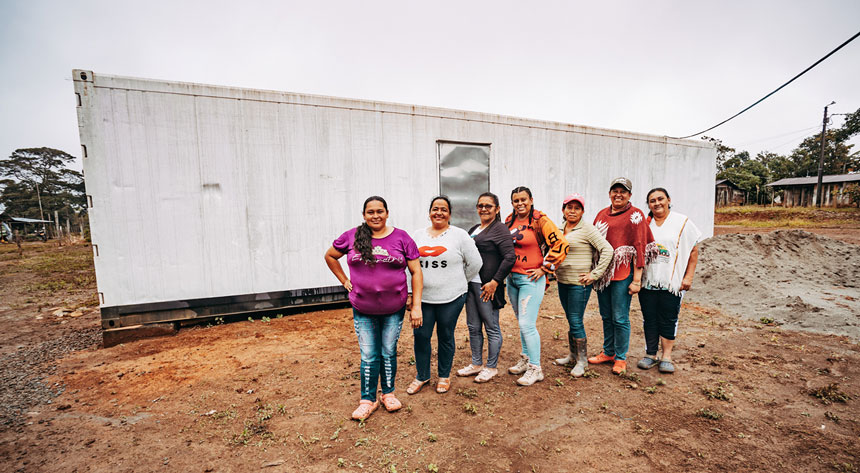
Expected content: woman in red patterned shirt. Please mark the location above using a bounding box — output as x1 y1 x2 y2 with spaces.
588 177 656 375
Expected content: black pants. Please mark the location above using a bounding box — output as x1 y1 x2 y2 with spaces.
638 288 682 356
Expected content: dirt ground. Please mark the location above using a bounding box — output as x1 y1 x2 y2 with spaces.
692 229 860 339
1 229 859 472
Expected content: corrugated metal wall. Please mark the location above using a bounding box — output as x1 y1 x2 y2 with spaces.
74 70 715 308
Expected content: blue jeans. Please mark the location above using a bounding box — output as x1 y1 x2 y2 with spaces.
507 273 546 366
465 282 502 368
414 293 467 381
353 307 405 401
595 273 633 360
558 282 591 339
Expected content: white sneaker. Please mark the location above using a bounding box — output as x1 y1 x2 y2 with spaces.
457 364 483 377
508 354 530 375
474 367 498 383
516 364 544 386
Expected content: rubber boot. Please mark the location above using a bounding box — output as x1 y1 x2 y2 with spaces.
571 338 588 377
554 332 575 365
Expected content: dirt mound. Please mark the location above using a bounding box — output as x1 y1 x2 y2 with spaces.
688 230 860 338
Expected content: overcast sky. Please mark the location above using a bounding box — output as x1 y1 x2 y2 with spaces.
1 0 859 172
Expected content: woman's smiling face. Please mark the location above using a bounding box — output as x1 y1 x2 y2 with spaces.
429 198 451 228
609 185 631 210
511 191 533 218
648 190 670 219
363 200 388 231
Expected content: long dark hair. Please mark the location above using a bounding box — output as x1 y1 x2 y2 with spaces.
355 196 388 265
508 186 534 228
429 195 452 213
477 191 501 222
645 187 670 218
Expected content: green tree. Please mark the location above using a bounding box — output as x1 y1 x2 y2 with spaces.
0 148 86 224
788 106 860 177
702 136 736 173
757 151 795 182
842 183 860 207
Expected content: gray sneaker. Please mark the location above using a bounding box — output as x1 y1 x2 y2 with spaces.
637 356 659 370
516 364 544 386
658 360 675 373
508 354 530 375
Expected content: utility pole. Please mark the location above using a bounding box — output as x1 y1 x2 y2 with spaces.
34 181 45 222
815 101 835 207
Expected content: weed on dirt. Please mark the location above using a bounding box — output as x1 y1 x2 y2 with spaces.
697 408 723 420
702 382 733 402
808 383 851 405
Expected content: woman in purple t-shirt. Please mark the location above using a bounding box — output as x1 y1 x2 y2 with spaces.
324 196 424 421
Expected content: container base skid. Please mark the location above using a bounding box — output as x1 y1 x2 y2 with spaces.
100 286 348 342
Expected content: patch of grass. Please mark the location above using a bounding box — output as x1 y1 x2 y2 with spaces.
697 408 723 420
825 411 840 423
619 371 640 383
463 403 478 415
831 462 857 473
582 370 600 379
456 388 478 399
231 418 274 445
427 432 437 442
809 383 851 405
702 382 733 402
714 206 860 228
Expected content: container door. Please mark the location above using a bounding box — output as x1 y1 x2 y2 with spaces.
438 142 490 229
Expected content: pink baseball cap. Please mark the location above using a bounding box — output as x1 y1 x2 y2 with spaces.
562 193 585 208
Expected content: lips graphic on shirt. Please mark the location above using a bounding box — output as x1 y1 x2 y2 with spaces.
419 246 448 257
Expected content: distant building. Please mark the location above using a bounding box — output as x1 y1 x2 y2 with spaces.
715 179 746 206
766 173 860 207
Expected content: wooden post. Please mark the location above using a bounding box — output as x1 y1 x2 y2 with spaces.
14 230 22 258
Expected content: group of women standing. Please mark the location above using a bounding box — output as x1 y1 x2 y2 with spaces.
324 178 701 421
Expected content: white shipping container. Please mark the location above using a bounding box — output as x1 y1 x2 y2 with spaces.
72 70 715 332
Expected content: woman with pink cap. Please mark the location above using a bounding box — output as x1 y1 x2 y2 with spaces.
552 193 613 377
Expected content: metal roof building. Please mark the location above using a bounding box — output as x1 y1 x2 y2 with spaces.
766 173 860 207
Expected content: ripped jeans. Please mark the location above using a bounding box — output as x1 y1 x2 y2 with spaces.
507 272 546 366
352 307 405 401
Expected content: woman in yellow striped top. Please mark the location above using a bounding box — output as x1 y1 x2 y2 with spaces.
553 193 613 377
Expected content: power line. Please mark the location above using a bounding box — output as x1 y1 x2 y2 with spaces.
671 29 860 140
734 124 820 147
